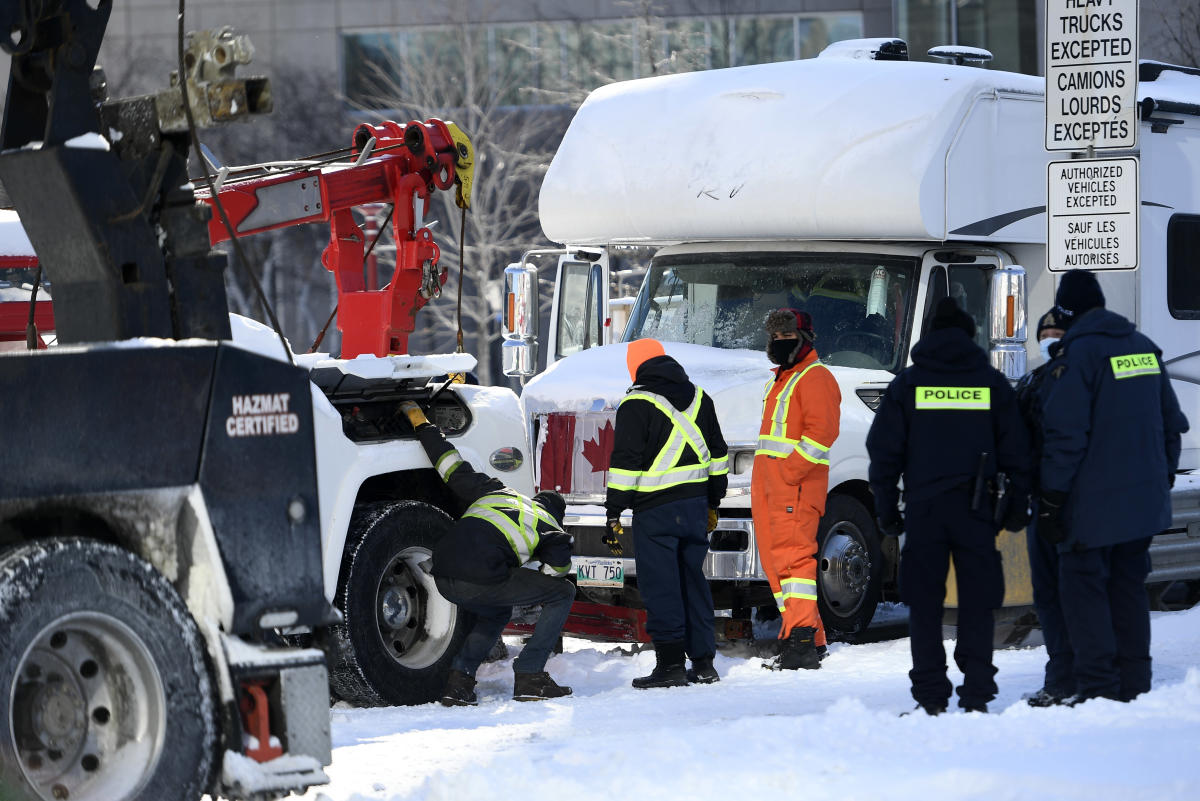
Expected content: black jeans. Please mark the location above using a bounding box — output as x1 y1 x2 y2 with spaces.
1058 536 1152 701
901 489 1004 710
632 496 715 660
435 569 576 676
1026 505 1075 698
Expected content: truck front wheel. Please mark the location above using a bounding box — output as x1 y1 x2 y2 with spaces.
325 501 468 706
816 495 884 638
0 539 216 801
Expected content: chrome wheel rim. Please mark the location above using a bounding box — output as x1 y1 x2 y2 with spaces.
10 612 166 801
818 524 872 617
375 547 459 670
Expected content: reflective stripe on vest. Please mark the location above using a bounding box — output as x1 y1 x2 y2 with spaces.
1110 353 1160 380
435 450 464 480
796 436 831 466
756 362 833 462
462 491 561 562
607 388 714 492
774 577 819 610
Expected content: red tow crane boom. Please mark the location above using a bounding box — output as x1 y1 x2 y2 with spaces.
198 118 474 357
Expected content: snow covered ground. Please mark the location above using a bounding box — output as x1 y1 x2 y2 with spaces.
297 606 1200 801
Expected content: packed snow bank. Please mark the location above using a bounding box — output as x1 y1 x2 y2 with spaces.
297 606 1200 801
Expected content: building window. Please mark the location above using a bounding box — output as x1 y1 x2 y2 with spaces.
1167 214 1200 320
341 11 865 109
896 0 1039 75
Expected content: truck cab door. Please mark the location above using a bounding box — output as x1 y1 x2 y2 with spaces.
916 250 1027 378
546 250 611 369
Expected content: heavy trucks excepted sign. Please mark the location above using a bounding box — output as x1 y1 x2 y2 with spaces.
1045 0 1138 151
1047 156 1139 272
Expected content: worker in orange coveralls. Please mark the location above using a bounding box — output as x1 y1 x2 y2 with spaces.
753 309 841 670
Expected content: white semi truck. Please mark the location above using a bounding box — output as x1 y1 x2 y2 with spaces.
504 40 1200 638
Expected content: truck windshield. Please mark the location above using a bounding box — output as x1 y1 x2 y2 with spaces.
625 252 918 373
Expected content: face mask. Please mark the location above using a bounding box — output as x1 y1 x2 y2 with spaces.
1038 337 1060 362
769 339 798 366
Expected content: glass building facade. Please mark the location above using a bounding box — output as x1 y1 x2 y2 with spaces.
343 11 866 108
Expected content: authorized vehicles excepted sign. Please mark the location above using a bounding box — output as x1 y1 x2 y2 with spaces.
1045 0 1138 151
1047 156 1139 272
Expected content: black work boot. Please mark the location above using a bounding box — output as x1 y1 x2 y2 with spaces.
439 669 478 707
778 626 821 670
1024 688 1069 708
632 640 687 688
901 702 947 717
512 671 572 701
686 656 720 684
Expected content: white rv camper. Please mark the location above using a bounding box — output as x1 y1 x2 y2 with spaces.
506 45 1200 637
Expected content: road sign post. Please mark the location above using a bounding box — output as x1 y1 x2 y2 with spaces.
1047 156 1139 272
1045 0 1139 272
1045 0 1139 152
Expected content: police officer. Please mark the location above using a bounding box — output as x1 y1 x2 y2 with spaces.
606 339 729 688
1015 307 1076 707
400 401 576 706
1038 270 1189 704
867 297 1030 714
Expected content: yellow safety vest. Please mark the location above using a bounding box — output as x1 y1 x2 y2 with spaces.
607 388 728 493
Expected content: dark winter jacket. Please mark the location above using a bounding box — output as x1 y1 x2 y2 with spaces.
605 355 729 517
1040 308 1189 550
866 327 1030 514
415 425 573 584
1015 355 1055 492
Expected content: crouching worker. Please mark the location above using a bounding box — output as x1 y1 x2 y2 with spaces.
400 401 576 706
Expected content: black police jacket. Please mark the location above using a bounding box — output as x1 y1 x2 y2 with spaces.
1015 357 1054 492
605 355 729 517
415 425 573 585
1040 308 1189 549
866 327 1030 514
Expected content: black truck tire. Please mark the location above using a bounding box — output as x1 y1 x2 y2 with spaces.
816 495 884 638
325 501 468 707
0 539 216 801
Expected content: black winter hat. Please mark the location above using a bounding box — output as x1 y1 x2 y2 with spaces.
1054 269 1105 321
533 490 566 526
1035 307 1068 339
930 297 975 339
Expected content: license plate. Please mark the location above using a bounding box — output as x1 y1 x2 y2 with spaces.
575 556 624 588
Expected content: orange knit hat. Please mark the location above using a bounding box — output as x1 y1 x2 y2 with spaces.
626 338 665 382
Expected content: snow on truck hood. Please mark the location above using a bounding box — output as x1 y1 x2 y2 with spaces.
227 313 478 378
522 342 892 446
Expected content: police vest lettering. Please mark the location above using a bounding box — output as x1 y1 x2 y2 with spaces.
226 392 300 437
914 386 991 410
1110 353 1160 380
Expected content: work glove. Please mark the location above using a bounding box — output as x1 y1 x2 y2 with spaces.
1003 494 1032 532
602 517 624 556
876 507 903 540
706 508 719 534
1037 490 1069 546
399 400 430 430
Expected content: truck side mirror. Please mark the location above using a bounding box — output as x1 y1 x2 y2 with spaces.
988 264 1027 380
502 261 539 377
